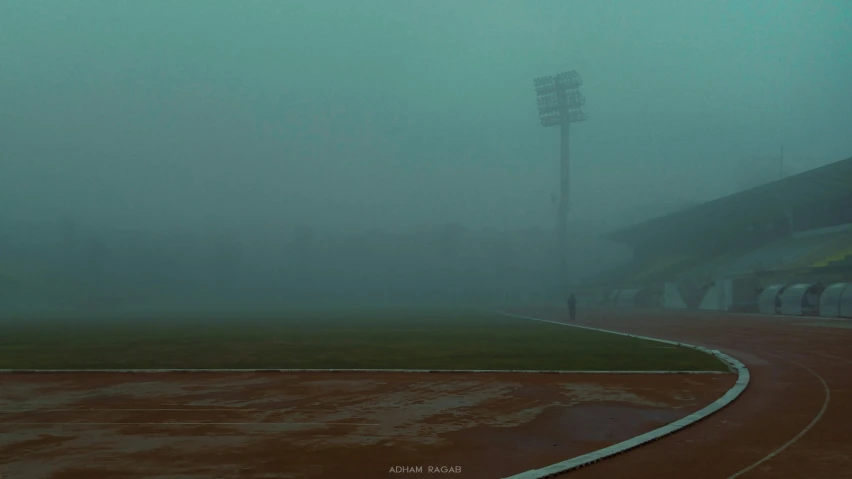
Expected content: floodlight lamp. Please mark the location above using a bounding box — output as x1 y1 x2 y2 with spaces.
563 70 582 82
537 104 561 115
536 94 558 105
534 76 559 95
556 71 582 89
535 84 559 96
563 90 586 107
566 109 587 123
541 117 562 127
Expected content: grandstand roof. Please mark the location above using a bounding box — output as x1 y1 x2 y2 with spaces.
604 155 852 245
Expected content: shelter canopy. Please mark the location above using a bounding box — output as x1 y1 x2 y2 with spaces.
604 156 852 246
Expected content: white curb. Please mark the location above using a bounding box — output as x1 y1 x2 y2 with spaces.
497 313 750 479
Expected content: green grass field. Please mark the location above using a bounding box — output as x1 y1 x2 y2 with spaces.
0 309 728 371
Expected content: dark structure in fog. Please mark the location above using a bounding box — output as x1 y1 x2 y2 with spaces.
533 70 587 289
594 155 852 316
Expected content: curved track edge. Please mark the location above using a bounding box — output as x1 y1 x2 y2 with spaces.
497 312 750 479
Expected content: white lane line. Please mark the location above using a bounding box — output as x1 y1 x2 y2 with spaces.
813 353 852 364
742 312 852 321
0 368 728 374
724 355 831 479
0 408 262 412
1 421 382 426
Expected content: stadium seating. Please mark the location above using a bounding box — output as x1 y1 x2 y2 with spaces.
787 229 852 269
816 251 852 268
682 233 844 280
834 255 852 267
600 156 852 311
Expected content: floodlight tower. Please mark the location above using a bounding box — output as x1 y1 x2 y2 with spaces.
534 70 586 288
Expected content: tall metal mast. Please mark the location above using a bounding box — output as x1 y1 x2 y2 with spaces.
533 70 587 289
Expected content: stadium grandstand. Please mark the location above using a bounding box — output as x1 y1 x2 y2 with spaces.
590 155 852 318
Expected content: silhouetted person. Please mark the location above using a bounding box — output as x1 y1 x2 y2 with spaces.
567 293 577 321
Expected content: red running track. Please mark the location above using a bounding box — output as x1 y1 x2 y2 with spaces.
511 307 852 479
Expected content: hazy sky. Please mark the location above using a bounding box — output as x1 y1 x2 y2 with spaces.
2 0 851 235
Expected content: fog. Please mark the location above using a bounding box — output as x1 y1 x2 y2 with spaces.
2 1 851 310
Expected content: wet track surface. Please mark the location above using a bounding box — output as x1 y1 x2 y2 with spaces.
514 308 852 479
0 370 731 479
